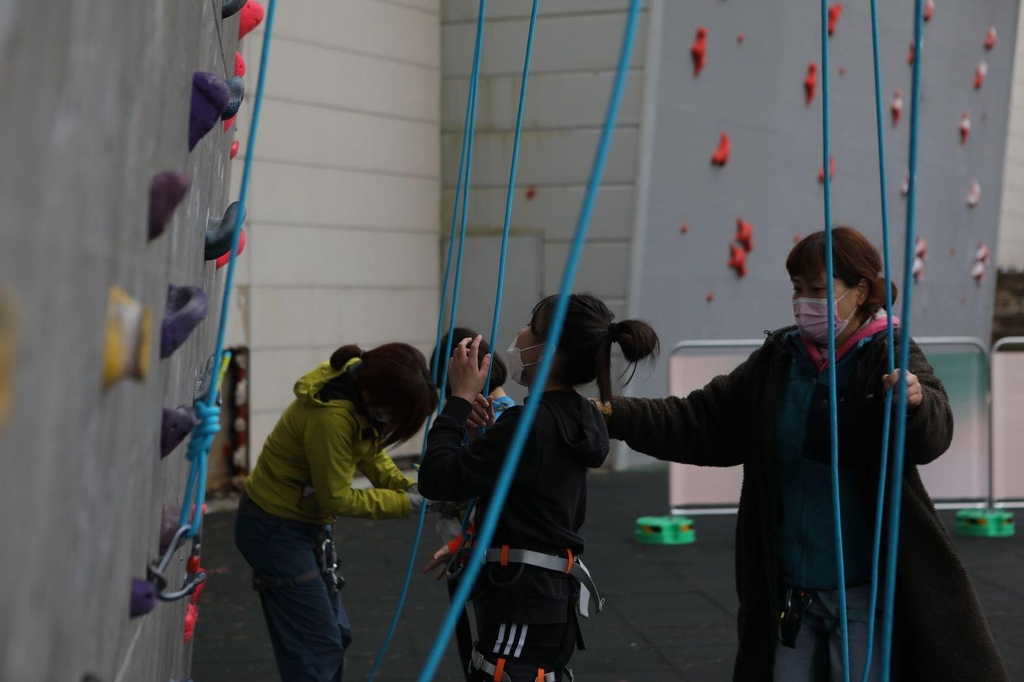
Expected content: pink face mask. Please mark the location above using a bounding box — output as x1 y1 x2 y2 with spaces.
792 289 854 344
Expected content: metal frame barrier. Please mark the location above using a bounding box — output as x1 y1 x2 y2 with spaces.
991 336 1024 509
667 336 991 515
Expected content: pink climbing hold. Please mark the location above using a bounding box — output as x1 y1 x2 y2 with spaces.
966 179 981 208
924 0 934 22
235 52 246 78
679 224 689 235
985 26 997 50
230 140 240 159
706 292 715 303
239 0 265 41
974 61 988 90
891 89 903 127
838 66 847 76
960 111 972 145
736 33 745 44
215 228 247 269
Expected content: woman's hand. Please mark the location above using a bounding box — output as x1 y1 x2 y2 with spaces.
465 394 496 441
421 544 451 580
448 335 491 403
883 369 923 408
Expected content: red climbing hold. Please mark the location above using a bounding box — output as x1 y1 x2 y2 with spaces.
235 52 246 78
184 604 199 644
891 89 903 127
907 41 915 66
223 116 236 132
215 228 247 269
827 4 843 36
711 132 731 166
737 33 745 44
525 186 537 200
736 218 754 252
974 61 988 90
959 111 971 145
985 26 996 50
691 27 708 77
804 63 818 106
838 66 847 76
728 243 747 277
924 0 934 22
230 140 240 159
706 292 715 303
966 179 981 207
818 156 835 183
239 0 265 41
192 578 207 604
679 224 689 235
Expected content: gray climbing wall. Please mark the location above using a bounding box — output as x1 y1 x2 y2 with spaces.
629 0 1020 401
0 1 241 680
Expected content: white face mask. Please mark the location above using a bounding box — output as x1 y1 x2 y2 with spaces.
507 337 545 387
792 288 855 345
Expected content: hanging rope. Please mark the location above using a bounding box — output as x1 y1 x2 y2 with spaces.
819 0 851 677
416 1 643 679
861 0 898 677
881 0 926 679
366 2 488 677
177 0 279 539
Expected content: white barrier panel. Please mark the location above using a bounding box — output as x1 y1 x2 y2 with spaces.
668 338 990 513
992 338 1024 506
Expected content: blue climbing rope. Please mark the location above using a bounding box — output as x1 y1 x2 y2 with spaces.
820 0 850 678
177 0 278 539
366 3 488 678
881 1 926 679
416 2 643 679
861 0 898 677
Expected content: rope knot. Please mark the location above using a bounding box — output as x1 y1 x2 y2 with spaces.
185 402 221 461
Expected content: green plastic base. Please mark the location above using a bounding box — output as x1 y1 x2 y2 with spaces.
635 516 695 545
955 509 1015 538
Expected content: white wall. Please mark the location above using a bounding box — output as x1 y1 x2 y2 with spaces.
228 0 442 460
999 3 1024 270
440 0 649 322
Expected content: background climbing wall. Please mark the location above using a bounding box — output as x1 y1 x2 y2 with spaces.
629 0 1020 402
225 0 442 464
0 1 241 680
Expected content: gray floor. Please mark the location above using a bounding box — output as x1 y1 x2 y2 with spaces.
192 465 1024 681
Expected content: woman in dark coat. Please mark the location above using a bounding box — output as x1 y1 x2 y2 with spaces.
596 227 1008 681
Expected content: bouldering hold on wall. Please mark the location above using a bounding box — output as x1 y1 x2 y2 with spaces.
900 169 910 196
907 41 915 66
728 243 747 277
838 66 846 76
804 63 817 105
206 202 247 261
706 292 715 303
222 0 248 19
130 578 157 618
950 246 957 257
148 171 192 241
817 155 835 182
891 89 903 127
230 140 240 159
915 236 928 260
736 218 754 252
525 186 537 200
223 117 236 132
239 0 265 40
691 27 708 77
973 244 989 283
190 73 231 151
711 132 731 166
103 287 152 389
160 505 182 554
736 33 745 44
974 61 988 90
827 4 843 35
216 229 246 269
966 179 981 207
221 76 245 121
924 0 934 21
972 260 986 283
161 285 208 359
976 242 990 263
960 110 971 145
679 224 689 235
913 256 925 283
162 406 197 459
235 52 246 78
184 603 199 644
985 26 996 50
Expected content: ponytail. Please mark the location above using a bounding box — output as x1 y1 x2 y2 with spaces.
329 344 363 370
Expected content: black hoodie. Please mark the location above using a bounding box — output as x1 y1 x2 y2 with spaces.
419 390 610 624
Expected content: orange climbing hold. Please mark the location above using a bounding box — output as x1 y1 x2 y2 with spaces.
103 286 153 389
691 27 708 77
711 132 731 166
736 218 754 252
827 4 843 36
804 63 817 106
728 243 747 277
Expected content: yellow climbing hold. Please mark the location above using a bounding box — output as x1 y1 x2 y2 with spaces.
103 286 153 388
0 288 20 428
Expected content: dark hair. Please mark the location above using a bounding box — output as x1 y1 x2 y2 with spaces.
786 226 898 324
528 293 660 402
329 343 438 448
432 327 508 395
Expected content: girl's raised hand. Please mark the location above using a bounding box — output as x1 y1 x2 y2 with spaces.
448 335 491 403
465 394 496 440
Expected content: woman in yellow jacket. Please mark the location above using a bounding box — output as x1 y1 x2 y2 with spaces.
235 343 437 682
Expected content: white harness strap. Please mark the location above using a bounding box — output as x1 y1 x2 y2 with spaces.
481 548 605 618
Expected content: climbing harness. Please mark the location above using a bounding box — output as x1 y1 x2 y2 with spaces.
467 650 572 682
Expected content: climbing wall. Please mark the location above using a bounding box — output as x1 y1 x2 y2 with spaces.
629 0 1020 401
0 1 250 680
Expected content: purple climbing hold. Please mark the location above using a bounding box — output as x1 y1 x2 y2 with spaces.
223 0 249 18
148 171 192 241
161 285 208 359
205 202 246 261
160 504 183 553
130 578 157 618
161 406 197 459
221 76 245 121
190 73 232 151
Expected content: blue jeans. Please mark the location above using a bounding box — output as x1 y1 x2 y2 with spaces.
235 507 352 681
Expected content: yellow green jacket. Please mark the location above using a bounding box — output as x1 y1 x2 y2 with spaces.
244 358 415 524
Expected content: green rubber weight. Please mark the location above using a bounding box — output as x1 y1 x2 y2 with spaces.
955 509 1015 538
635 516 695 545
